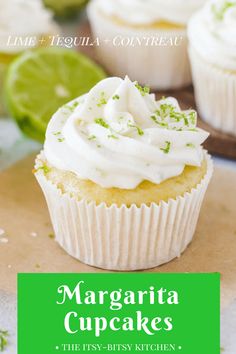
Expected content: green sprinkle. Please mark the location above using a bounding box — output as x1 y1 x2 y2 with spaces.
128 122 144 136
160 103 173 115
48 233 55 239
160 141 171 154
136 126 144 136
212 1 236 21
97 144 101 148
72 101 79 109
112 95 120 100
88 135 97 141
94 118 110 129
186 142 194 148
37 165 51 174
151 115 158 123
189 111 197 125
152 101 198 130
53 131 61 136
135 82 150 96
97 91 108 107
0 330 8 351
63 104 73 111
186 143 195 148
150 115 168 128
53 131 65 142
63 101 79 112
160 122 168 128
184 115 189 126
108 134 119 140
97 98 107 107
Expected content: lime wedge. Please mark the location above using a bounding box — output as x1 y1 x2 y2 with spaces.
5 47 106 142
43 0 88 17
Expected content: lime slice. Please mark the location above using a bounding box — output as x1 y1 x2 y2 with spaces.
5 47 106 142
43 0 88 17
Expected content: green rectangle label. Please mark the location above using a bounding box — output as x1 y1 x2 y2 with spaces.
18 273 220 354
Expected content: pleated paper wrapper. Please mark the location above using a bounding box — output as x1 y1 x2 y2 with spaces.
189 46 236 137
35 153 213 271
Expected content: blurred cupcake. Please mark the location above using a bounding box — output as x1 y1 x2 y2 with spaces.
0 0 59 115
87 0 206 90
35 76 213 271
188 0 236 136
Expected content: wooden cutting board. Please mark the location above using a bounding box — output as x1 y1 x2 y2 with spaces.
0 154 236 310
78 22 236 160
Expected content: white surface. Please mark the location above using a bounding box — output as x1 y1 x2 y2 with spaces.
221 301 236 353
0 291 16 354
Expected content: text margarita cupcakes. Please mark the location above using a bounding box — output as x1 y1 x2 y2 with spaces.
35 77 213 270
188 0 236 136
88 0 206 89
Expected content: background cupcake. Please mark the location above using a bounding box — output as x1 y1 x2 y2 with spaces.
0 0 59 115
35 76 213 271
188 0 236 137
87 0 206 90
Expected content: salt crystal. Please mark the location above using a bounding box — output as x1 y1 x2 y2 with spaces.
30 232 38 238
0 238 8 243
0 228 5 236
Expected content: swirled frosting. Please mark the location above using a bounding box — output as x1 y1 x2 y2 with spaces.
0 0 58 53
188 0 236 70
93 0 206 26
44 77 209 189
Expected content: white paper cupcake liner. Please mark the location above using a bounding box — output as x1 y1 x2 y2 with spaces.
35 152 213 271
87 3 191 90
189 46 236 137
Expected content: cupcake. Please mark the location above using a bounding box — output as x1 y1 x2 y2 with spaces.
35 76 213 271
0 0 59 115
87 0 206 90
188 0 236 136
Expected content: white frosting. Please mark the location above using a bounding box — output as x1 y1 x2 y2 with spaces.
0 0 58 53
188 0 236 70
93 0 206 26
44 77 209 190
